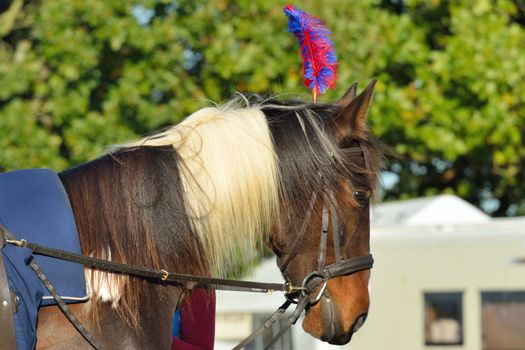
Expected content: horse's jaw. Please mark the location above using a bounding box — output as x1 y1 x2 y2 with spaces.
301 273 370 345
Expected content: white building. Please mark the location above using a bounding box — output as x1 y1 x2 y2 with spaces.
350 195 525 350
215 195 525 350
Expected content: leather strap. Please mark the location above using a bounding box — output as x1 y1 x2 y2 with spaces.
279 192 318 273
6 237 290 294
0 234 17 350
328 190 342 263
232 300 293 350
29 259 101 349
6 232 373 350
263 297 309 350
323 254 374 279
317 200 329 273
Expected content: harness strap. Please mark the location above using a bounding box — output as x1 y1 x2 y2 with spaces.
2 227 101 349
5 232 373 350
280 192 318 273
232 300 293 350
263 297 309 350
6 238 292 294
29 259 101 349
328 190 342 263
317 199 329 273
323 254 374 279
0 233 17 350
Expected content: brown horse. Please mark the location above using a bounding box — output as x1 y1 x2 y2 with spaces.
35 81 381 349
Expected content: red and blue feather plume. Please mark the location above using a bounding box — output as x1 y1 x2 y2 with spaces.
283 5 337 101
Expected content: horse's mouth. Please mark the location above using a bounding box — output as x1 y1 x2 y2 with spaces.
313 293 368 345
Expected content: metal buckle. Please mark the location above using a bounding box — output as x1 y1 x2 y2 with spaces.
5 239 26 248
285 283 305 294
9 290 18 314
160 269 169 281
300 271 328 304
284 283 305 304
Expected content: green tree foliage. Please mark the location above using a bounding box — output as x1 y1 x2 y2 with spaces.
374 0 525 216
0 0 524 216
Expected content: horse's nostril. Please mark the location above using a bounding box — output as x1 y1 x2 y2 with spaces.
352 313 368 333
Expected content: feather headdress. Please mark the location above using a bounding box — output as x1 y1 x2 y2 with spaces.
283 5 337 101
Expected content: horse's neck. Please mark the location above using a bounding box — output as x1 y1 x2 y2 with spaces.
59 152 207 275
57 151 209 332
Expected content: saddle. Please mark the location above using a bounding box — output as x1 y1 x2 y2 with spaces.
0 169 88 350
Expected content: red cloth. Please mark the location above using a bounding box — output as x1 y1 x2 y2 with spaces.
171 289 216 350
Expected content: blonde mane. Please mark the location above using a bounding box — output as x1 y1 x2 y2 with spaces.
127 102 279 276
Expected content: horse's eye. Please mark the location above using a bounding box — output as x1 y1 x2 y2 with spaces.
353 190 370 206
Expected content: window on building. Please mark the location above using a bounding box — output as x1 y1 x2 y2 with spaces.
424 292 463 346
482 291 525 350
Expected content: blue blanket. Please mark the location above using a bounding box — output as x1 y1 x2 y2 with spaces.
0 169 87 350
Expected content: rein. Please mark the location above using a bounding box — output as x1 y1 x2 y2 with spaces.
0 144 375 349
2 228 372 349
4 234 372 296
3 232 293 294
2 227 373 350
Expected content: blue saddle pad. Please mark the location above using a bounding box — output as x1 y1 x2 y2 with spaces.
0 168 87 349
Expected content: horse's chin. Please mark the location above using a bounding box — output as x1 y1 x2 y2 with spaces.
302 293 368 345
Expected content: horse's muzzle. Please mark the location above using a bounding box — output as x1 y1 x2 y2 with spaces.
305 291 368 345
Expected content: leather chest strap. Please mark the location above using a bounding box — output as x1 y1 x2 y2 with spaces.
0 236 17 350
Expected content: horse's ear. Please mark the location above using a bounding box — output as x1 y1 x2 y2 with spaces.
337 82 358 106
333 79 377 141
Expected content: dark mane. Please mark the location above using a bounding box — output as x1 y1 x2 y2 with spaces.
260 99 382 210
59 146 207 329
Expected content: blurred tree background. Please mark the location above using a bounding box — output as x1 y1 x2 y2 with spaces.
1 0 524 216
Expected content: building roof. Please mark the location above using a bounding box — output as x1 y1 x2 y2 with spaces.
371 194 490 226
372 216 525 245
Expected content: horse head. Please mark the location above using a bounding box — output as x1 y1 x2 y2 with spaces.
267 80 380 344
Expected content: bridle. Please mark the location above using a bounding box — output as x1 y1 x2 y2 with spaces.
235 145 374 349
280 144 373 291
0 145 374 350
235 183 374 349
